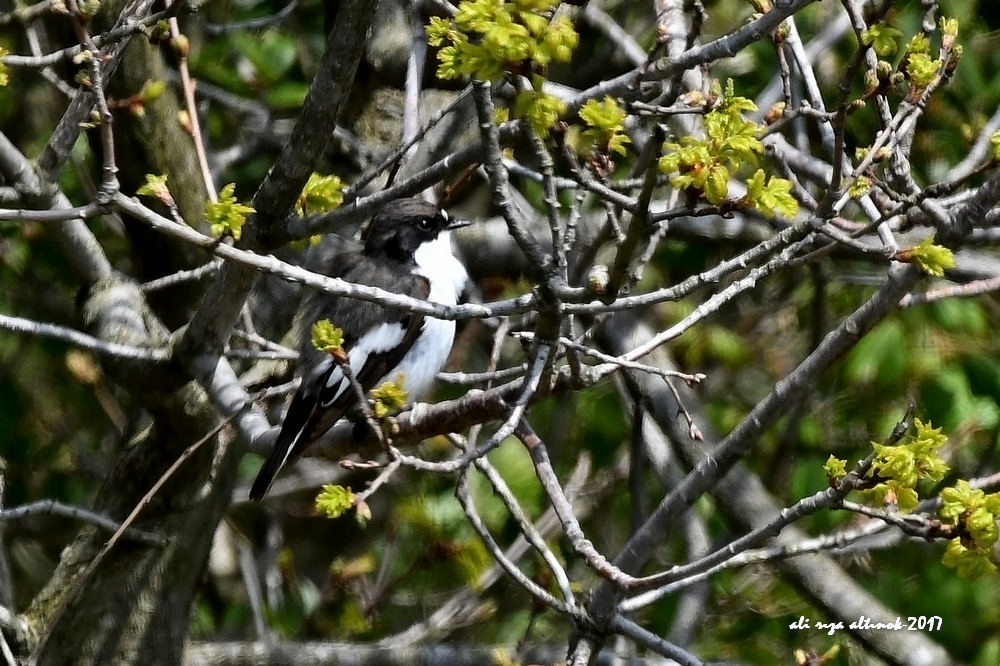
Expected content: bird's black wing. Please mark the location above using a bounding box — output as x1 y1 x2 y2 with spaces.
249 256 430 501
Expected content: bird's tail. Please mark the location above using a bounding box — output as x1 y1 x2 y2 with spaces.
249 399 317 501
248 442 292 501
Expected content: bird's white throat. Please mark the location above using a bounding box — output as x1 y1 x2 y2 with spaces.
413 230 468 305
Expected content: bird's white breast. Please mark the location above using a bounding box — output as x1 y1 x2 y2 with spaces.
390 315 455 401
413 231 468 307
395 230 467 399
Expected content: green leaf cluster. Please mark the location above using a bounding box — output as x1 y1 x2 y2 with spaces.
741 169 799 218
206 183 255 240
857 18 962 100
904 236 955 277
315 484 356 520
861 24 903 58
578 96 631 157
426 1 577 137
940 479 1000 578
659 82 760 203
0 47 9 87
426 0 578 83
901 21 959 91
192 29 308 109
369 376 409 419
296 173 344 217
860 418 949 511
137 173 173 204
906 52 941 90
659 81 795 213
512 87 566 138
397 494 493 589
310 319 344 354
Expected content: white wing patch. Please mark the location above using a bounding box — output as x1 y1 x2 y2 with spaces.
320 363 348 407
318 321 408 407
359 321 409 353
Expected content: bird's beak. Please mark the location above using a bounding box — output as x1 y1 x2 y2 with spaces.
447 218 472 231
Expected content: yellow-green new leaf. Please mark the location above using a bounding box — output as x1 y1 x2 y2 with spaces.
580 96 626 132
311 319 345 354
579 96 631 157
903 237 955 277
425 0 578 83
942 537 997 579
296 173 344 217
315 484 356 519
906 52 941 89
703 164 730 205
206 183 255 240
369 376 409 419
0 47 9 87
514 90 565 138
861 24 903 57
137 173 173 205
824 455 847 481
743 169 799 218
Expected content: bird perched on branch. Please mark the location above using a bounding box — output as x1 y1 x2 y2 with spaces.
250 198 469 500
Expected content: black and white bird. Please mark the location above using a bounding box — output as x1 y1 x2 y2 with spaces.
249 198 469 501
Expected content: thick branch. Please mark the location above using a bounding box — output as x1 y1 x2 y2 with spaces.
176 0 377 362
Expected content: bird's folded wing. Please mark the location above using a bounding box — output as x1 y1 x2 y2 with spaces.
249 330 414 500
249 270 431 500
306 294 429 442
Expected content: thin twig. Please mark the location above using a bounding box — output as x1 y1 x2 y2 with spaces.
516 419 635 587
454 469 579 616
0 312 169 362
168 10 216 202
0 500 164 545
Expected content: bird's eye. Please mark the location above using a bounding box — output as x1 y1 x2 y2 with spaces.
417 217 433 231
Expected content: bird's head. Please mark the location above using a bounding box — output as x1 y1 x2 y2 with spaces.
363 198 469 262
